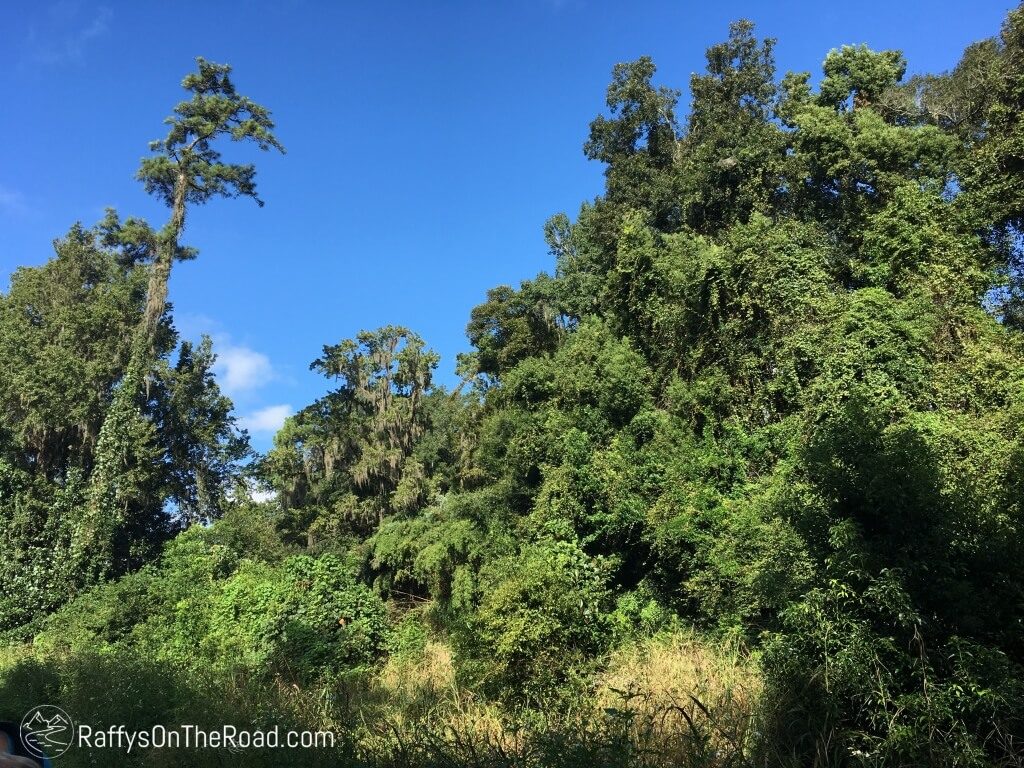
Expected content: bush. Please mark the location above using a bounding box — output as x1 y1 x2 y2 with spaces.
462 537 613 700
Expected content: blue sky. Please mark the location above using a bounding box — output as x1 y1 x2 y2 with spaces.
0 0 1012 450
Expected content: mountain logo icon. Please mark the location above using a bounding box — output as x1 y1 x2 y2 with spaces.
20 705 74 759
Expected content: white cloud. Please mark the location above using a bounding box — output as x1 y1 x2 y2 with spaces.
226 481 279 504
239 404 292 435
27 3 112 65
215 345 274 395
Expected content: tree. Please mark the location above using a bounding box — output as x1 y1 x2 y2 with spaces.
78 59 283 582
134 57 284 357
681 20 787 233
266 327 440 544
0 222 249 630
461 276 565 382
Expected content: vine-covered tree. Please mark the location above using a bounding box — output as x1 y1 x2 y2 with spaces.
78 58 283 583
0 221 248 630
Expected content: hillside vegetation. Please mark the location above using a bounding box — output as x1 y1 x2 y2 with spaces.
4 8 1024 767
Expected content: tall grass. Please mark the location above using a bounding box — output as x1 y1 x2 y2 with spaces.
0 631 762 768
594 632 761 767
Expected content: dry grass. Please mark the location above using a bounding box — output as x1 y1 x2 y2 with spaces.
360 639 530 761
377 640 460 712
358 631 763 767
593 631 762 767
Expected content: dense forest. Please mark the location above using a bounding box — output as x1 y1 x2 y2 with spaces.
3 7 1024 767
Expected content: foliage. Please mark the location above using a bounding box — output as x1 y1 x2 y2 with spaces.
0 224 248 631
463 536 613 700
7 10 1024 766
265 326 443 544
